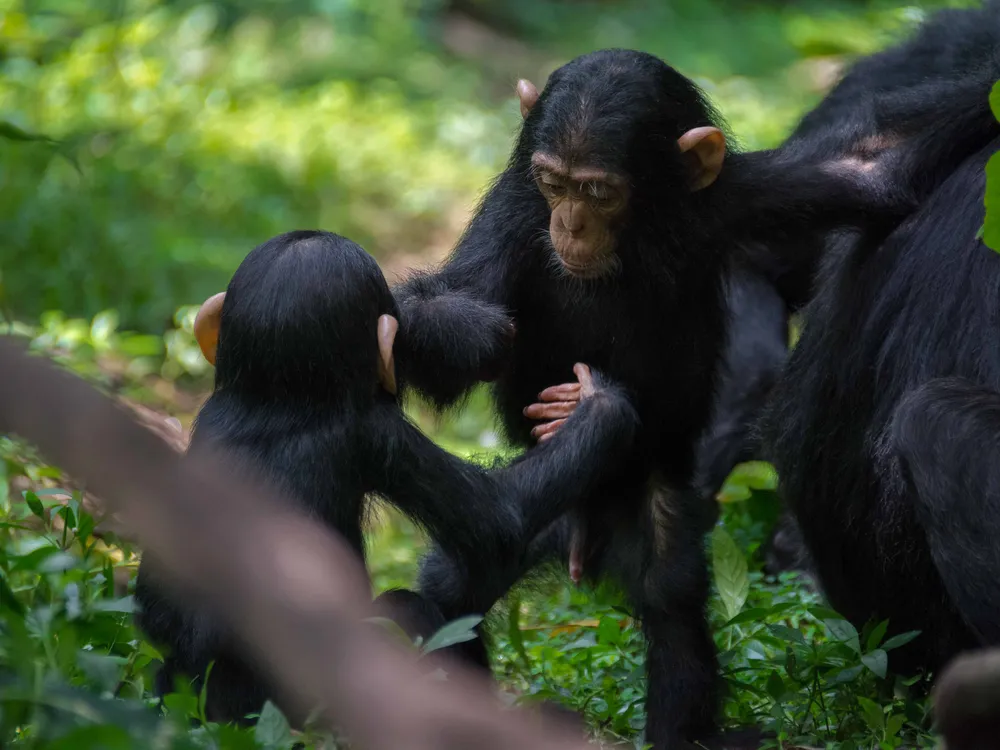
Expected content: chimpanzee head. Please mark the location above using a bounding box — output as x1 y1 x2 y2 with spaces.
195 230 401 404
515 49 728 279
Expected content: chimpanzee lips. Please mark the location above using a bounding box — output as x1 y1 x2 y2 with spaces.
559 255 619 280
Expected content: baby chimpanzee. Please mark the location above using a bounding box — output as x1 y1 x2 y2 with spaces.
134 230 638 725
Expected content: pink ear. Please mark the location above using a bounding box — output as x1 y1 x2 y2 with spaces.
517 79 540 119
194 292 226 365
677 127 726 190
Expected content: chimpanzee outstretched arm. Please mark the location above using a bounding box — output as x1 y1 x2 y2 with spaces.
366 372 637 611
393 171 548 408
368 370 637 559
725 72 1000 247
891 377 1000 646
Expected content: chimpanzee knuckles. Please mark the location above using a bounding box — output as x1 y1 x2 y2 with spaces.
517 79 539 119
194 292 226 366
677 126 727 190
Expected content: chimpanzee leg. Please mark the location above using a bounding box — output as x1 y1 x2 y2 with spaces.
609 491 718 750
891 377 1000 644
372 588 447 643
417 517 570 669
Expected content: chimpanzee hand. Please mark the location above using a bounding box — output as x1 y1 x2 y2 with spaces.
522 363 596 443
394 278 517 406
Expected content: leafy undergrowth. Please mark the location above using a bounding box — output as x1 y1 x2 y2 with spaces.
0 315 941 749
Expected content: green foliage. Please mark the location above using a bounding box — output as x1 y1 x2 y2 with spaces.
2 1 507 330
4 0 967 332
983 80 1000 252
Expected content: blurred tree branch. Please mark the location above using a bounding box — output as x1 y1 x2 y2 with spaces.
0 336 594 750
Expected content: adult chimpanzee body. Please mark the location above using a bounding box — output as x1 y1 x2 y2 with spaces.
693 261 789 501
395 49 916 748
134 230 638 725
762 3 1000 676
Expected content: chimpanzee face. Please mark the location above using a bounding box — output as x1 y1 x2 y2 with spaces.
531 152 630 279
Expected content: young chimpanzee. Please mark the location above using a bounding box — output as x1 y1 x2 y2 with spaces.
391 49 928 749
134 230 639 725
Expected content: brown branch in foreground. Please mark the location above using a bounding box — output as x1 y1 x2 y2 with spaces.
0 337 594 750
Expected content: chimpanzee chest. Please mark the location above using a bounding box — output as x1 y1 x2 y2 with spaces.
496 280 707 481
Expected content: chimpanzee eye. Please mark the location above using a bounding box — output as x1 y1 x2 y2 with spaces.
591 184 620 211
537 176 566 199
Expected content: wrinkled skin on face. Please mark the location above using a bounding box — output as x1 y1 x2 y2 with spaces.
516 78 726 280
531 153 630 279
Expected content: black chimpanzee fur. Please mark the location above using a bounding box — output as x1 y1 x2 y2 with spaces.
693 261 789 502
393 48 915 749
763 1 1000 679
134 230 638 725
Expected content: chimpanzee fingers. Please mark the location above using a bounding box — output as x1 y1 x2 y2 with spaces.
532 419 567 442
537 383 582 402
573 363 596 398
523 401 576 420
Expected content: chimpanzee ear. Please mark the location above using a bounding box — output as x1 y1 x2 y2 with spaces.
677 126 726 190
194 292 226 366
377 314 398 396
517 79 540 119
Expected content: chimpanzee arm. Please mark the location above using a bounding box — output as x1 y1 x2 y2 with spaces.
393 171 548 408
725 72 999 246
366 371 638 571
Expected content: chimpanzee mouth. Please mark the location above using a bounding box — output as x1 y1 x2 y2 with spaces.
557 254 620 281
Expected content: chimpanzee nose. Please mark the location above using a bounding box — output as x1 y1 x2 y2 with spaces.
562 203 586 234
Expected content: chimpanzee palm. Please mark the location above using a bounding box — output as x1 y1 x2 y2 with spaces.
134 230 638 725
393 49 926 748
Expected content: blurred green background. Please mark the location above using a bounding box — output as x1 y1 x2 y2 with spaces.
1 0 975 335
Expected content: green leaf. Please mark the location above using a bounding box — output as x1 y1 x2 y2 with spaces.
881 630 921 651
724 607 770 627
597 615 621 646
24 491 44 519
727 461 778 490
989 79 1000 124
56 504 76 530
824 618 861 653
809 606 845 621
422 614 483 654
255 700 294 749
861 649 888 679
784 647 797 680
857 696 885 733
712 526 749 620
0 569 25 617
829 664 864 685
766 671 785 700
866 619 890 651
885 713 905 739
10 545 60 572
767 624 806 646
983 150 1000 252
